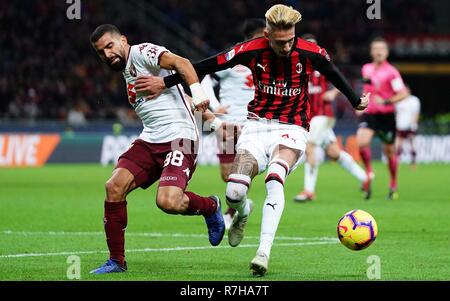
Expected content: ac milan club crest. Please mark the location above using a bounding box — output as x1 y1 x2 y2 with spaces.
296 62 303 74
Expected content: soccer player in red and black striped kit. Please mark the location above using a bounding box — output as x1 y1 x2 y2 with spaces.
294 34 369 202
140 4 369 276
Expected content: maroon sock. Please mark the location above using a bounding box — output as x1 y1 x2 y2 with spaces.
225 207 236 216
184 192 217 217
359 146 373 174
388 155 398 189
104 201 127 266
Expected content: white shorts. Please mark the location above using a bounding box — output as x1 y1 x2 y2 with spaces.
236 120 308 174
308 116 337 147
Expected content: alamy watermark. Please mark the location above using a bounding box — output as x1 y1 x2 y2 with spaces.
66 0 81 20
366 0 381 20
366 255 381 280
66 255 81 280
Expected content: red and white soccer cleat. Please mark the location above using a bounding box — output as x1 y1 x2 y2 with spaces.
293 191 315 203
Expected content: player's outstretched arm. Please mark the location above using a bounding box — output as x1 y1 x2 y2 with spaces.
322 88 340 102
136 52 209 112
311 52 368 110
374 88 410 105
163 44 248 89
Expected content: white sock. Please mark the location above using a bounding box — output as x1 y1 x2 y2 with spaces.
258 159 288 258
226 174 251 218
304 162 318 193
337 151 368 182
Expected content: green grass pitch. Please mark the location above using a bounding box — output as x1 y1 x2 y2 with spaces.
0 162 449 280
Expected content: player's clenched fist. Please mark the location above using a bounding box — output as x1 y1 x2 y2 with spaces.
356 92 370 111
135 75 165 100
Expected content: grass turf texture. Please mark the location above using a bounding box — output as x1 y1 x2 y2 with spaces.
0 163 449 280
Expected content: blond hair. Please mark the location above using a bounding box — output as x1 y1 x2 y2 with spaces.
265 4 302 30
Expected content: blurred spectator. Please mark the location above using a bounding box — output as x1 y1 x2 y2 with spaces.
0 0 440 123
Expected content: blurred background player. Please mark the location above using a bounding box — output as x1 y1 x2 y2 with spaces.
294 34 368 202
201 18 266 229
89 24 225 274
395 86 421 169
143 4 369 276
358 37 410 200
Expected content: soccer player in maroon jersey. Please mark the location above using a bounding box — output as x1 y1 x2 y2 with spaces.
88 24 226 274
138 5 369 276
294 34 369 202
358 37 410 200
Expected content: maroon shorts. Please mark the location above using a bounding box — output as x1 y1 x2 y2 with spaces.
397 130 417 139
116 139 197 190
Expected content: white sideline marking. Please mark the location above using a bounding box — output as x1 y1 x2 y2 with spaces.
0 230 337 242
0 241 337 259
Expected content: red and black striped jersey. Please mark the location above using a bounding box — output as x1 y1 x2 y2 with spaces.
309 71 334 118
164 37 360 130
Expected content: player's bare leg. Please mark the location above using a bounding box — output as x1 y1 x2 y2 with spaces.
357 127 375 199
251 145 301 277
383 143 399 199
226 150 258 247
294 143 317 202
357 127 375 178
91 168 137 274
156 185 225 246
326 142 369 198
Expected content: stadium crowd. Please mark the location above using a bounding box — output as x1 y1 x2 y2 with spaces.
0 0 435 123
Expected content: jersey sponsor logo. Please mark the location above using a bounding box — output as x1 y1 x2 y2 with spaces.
256 81 301 97
132 97 146 109
225 49 235 61
244 74 255 88
127 83 137 104
296 62 303 74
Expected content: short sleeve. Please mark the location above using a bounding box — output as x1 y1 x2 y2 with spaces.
215 69 231 79
138 43 169 68
390 68 406 93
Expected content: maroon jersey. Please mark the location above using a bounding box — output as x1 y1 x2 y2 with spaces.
309 71 334 118
164 37 360 130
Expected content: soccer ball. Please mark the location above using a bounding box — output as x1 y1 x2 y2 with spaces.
337 209 378 251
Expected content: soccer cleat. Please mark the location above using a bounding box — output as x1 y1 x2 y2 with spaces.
387 188 399 200
90 259 127 274
250 251 269 277
204 196 225 246
293 191 315 203
228 199 254 247
362 178 372 200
